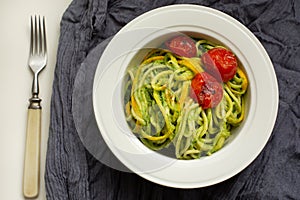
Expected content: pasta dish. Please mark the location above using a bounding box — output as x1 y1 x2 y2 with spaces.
124 35 248 159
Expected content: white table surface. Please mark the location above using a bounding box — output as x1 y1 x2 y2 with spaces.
0 0 72 199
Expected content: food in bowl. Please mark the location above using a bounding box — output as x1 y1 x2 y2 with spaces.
123 34 248 160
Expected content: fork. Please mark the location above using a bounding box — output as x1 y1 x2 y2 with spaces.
23 15 47 199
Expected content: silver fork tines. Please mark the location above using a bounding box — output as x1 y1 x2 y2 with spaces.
30 16 47 58
28 15 47 108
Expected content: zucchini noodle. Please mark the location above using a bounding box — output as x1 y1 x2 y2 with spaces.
124 38 248 159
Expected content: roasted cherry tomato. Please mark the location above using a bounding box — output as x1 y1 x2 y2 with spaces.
201 48 237 82
190 72 223 109
165 35 197 58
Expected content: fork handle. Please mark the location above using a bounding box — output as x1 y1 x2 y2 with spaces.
23 100 41 198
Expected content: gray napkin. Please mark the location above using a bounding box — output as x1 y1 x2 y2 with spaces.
45 0 300 199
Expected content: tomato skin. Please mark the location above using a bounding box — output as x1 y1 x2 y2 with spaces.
190 72 223 109
201 48 237 82
165 36 197 58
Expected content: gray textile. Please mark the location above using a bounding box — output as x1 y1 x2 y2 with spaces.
45 0 300 199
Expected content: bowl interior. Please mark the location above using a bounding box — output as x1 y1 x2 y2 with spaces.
121 30 251 159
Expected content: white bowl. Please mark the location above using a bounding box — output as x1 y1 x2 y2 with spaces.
93 4 278 188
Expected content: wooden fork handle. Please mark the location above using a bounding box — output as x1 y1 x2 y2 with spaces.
23 106 41 198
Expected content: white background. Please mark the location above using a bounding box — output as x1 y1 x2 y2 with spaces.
0 0 72 199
